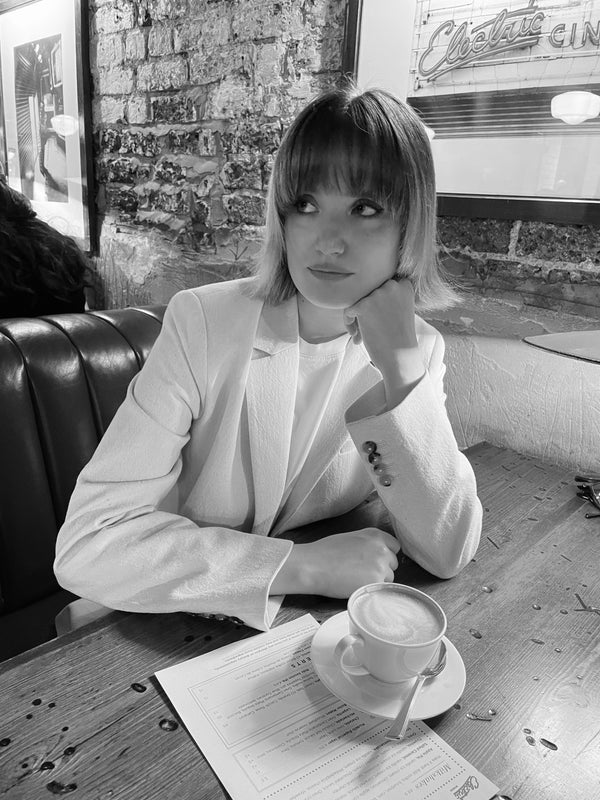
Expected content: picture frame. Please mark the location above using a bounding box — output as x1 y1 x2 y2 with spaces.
0 0 95 250
345 0 600 225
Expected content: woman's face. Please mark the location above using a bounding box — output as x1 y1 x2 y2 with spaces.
283 189 402 311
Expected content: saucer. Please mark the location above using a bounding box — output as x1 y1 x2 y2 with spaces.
310 611 466 720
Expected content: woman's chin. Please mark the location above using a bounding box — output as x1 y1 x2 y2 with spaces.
295 282 358 310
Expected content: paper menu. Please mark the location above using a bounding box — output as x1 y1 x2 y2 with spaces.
155 615 498 800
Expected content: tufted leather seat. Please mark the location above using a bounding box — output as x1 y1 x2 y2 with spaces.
0 306 166 661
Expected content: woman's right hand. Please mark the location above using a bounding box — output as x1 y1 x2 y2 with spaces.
270 529 400 598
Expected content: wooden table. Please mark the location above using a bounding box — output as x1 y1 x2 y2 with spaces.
1 443 599 800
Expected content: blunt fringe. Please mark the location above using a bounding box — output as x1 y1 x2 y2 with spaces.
250 85 458 311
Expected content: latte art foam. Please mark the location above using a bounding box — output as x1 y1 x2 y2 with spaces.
352 590 441 644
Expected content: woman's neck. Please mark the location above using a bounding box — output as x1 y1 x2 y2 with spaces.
296 295 348 344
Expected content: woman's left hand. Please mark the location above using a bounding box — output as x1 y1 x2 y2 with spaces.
343 278 426 408
343 277 418 363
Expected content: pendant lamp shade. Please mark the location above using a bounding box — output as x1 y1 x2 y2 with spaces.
551 91 600 125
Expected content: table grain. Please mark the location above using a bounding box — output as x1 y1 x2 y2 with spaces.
1 443 599 800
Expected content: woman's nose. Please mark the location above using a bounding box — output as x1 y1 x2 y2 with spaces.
315 225 345 256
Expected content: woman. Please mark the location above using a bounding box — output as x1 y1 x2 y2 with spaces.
0 180 89 318
54 86 482 631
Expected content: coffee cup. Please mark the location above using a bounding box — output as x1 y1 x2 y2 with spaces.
333 583 446 683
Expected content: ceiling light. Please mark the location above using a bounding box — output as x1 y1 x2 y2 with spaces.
551 91 600 125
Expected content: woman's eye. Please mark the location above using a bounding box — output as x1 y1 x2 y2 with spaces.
353 201 381 217
295 198 317 214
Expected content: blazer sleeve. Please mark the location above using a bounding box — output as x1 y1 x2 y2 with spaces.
54 290 292 631
344 330 482 578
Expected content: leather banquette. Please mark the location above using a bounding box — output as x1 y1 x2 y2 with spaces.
0 306 166 661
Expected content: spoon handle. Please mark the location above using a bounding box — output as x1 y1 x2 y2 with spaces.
385 675 426 740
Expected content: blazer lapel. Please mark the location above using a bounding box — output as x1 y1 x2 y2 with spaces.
247 296 299 536
273 341 381 533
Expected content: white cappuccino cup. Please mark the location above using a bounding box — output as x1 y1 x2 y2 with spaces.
334 583 446 683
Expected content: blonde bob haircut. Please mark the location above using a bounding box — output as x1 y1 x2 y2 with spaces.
251 85 458 311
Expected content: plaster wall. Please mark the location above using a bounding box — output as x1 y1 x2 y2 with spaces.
428 299 600 472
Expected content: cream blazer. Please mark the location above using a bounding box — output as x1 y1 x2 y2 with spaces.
54 278 482 630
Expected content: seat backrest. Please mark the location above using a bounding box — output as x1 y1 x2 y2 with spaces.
0 306 165 615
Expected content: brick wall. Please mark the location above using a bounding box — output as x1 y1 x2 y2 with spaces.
89 0 600 318
439 218 600 321
89 0 345 307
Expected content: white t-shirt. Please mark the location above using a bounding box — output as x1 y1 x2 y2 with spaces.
282 333 350 506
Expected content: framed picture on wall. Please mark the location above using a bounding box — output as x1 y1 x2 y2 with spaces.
0 0 95 250
346 0 600 225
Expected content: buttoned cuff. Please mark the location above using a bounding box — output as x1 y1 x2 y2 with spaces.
344 373 435 492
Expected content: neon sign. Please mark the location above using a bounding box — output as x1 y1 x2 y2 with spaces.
418 1 600 82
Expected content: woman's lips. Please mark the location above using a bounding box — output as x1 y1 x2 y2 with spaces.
308 267 352 281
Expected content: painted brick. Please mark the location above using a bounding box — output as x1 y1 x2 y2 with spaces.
318 35 343 72
106 186 139 215
220 120 282 156
448 256 600 307
154 159 186 183
497 277 600 317
205 77 258 119
441 253 498 288
477 259 533 283
161 128 217 156
173 21 203 52
192 173 216 197
99 128 122 154
261 71 331 117
98 157 150 184
125 29 146 62
283 35 339 79
166 129 200 154
221 157 262 190
136 183 209 217
189 43 255 86
438 218 513 253
197 129 219 156
214 224 263 262
230 0 304 41
223 192 266 225
127 96 149 125
94 1 135 35
139 0 188 23
260 157 274 191
174 16 231 52
215 224 263 250
137 57 188 91
135 209 184 231
209 192 227 227
517 222 600 264
188 191 211 223
546 267 600 285
151 94 200 123
96 34 125 68
100 130 160 157
302 0 346 29
122 131 161 157
168 154 219 175
148 23 173 57
94 96 126 125
254 42 284 87
96 66 135 95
